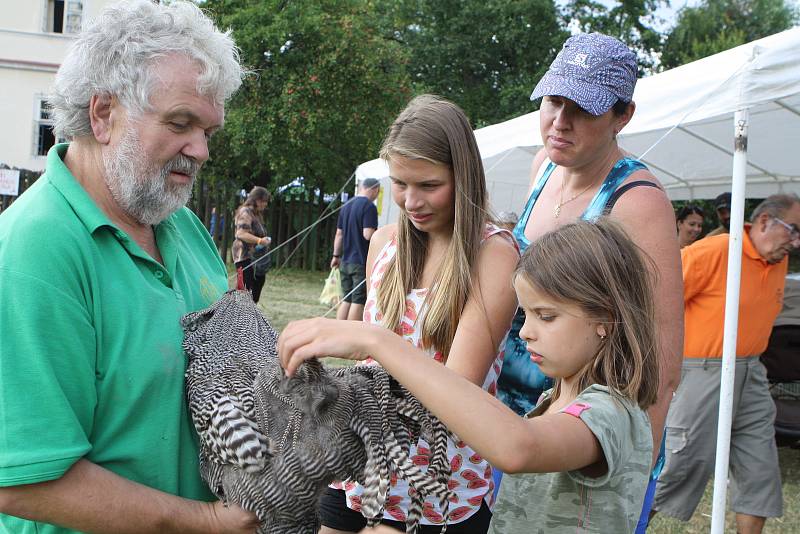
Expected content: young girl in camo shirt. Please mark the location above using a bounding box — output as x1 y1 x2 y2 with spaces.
281 219 659 533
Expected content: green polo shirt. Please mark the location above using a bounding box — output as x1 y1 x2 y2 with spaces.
0 144 226 533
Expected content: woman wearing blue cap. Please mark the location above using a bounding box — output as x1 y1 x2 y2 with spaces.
492 32 684 531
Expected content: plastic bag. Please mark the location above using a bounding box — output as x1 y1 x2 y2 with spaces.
319 267 343 306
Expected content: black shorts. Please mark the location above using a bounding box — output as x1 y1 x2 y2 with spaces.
340 262 367 305
318 487 492 533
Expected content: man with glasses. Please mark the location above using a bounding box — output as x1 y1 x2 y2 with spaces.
771 216 800 255
652 193 800 534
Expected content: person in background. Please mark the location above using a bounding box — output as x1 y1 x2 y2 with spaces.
209 206 217 234
331 178 380 320
676 204 705 248
209 206 225 239
652 193 800 534
0 1 257 532
492 33 684 532
233 186 272 303
707 192 732 236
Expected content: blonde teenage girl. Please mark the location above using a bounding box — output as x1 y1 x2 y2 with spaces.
280 219 660 533
295 94 518 533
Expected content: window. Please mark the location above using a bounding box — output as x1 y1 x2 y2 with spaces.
46 0 82 34
34 99 63 157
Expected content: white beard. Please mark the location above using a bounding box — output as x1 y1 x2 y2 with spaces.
102 126 199 225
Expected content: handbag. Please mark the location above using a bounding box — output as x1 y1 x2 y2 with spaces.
252 244 272 277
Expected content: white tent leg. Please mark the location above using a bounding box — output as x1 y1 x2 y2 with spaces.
710 109 749 534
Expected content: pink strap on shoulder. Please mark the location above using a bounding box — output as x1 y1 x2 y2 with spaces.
483 223 520 253
562 402 591 418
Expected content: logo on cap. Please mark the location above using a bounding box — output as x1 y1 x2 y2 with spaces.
567 53 590 69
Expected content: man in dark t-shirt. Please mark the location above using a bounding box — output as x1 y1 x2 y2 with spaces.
331 178 380 320
707 192 731 237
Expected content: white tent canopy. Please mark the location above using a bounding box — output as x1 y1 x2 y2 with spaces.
356 27 800 224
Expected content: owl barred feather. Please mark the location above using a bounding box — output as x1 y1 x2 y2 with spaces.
181 290 455 533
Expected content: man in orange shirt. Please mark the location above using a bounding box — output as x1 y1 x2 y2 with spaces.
652 193 800 534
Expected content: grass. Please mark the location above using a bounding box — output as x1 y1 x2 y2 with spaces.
226 266 335 331
234 267 352 366
648 437 800 533
255 268 800 533
255 267 334 331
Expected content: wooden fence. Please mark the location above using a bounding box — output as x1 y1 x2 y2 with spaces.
187 172 340 270
202 195 339 271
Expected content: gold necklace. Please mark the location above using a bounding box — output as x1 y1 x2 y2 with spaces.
554 175 597 218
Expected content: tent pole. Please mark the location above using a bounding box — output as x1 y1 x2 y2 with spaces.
710 108 749 534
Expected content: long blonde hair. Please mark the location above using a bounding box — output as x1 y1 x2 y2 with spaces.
517 219 660 409
377 95 488 357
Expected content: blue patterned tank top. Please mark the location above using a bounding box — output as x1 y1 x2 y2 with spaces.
498 156 651 416
511 157 648 253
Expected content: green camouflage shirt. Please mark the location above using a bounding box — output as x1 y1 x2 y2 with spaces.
488 385 652 533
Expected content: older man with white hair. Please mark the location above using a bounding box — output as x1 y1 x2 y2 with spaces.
0 1 257 532
652 193 800 533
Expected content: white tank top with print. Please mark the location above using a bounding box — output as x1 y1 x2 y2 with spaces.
333 223 517 525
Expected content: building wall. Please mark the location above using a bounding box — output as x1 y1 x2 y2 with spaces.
0 0 111 33
1 2 42 32
0 29 75 66
0 0 113 171
0 69 61 172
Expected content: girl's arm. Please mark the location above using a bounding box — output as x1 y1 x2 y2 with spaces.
442 233 519 385
279 319 603 474
280 233 604 473
363 328 605 475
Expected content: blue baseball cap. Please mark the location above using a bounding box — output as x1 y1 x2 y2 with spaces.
530 33 638 116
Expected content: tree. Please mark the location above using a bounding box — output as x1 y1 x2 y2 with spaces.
381 0 567 127
201 0 412 194
661 0 798 69
561 0 669 73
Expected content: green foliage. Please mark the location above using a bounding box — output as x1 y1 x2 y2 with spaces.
561 0 668 73
660 0 798 69
193 0 797 205
380 0 567 127
201 0 412 194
